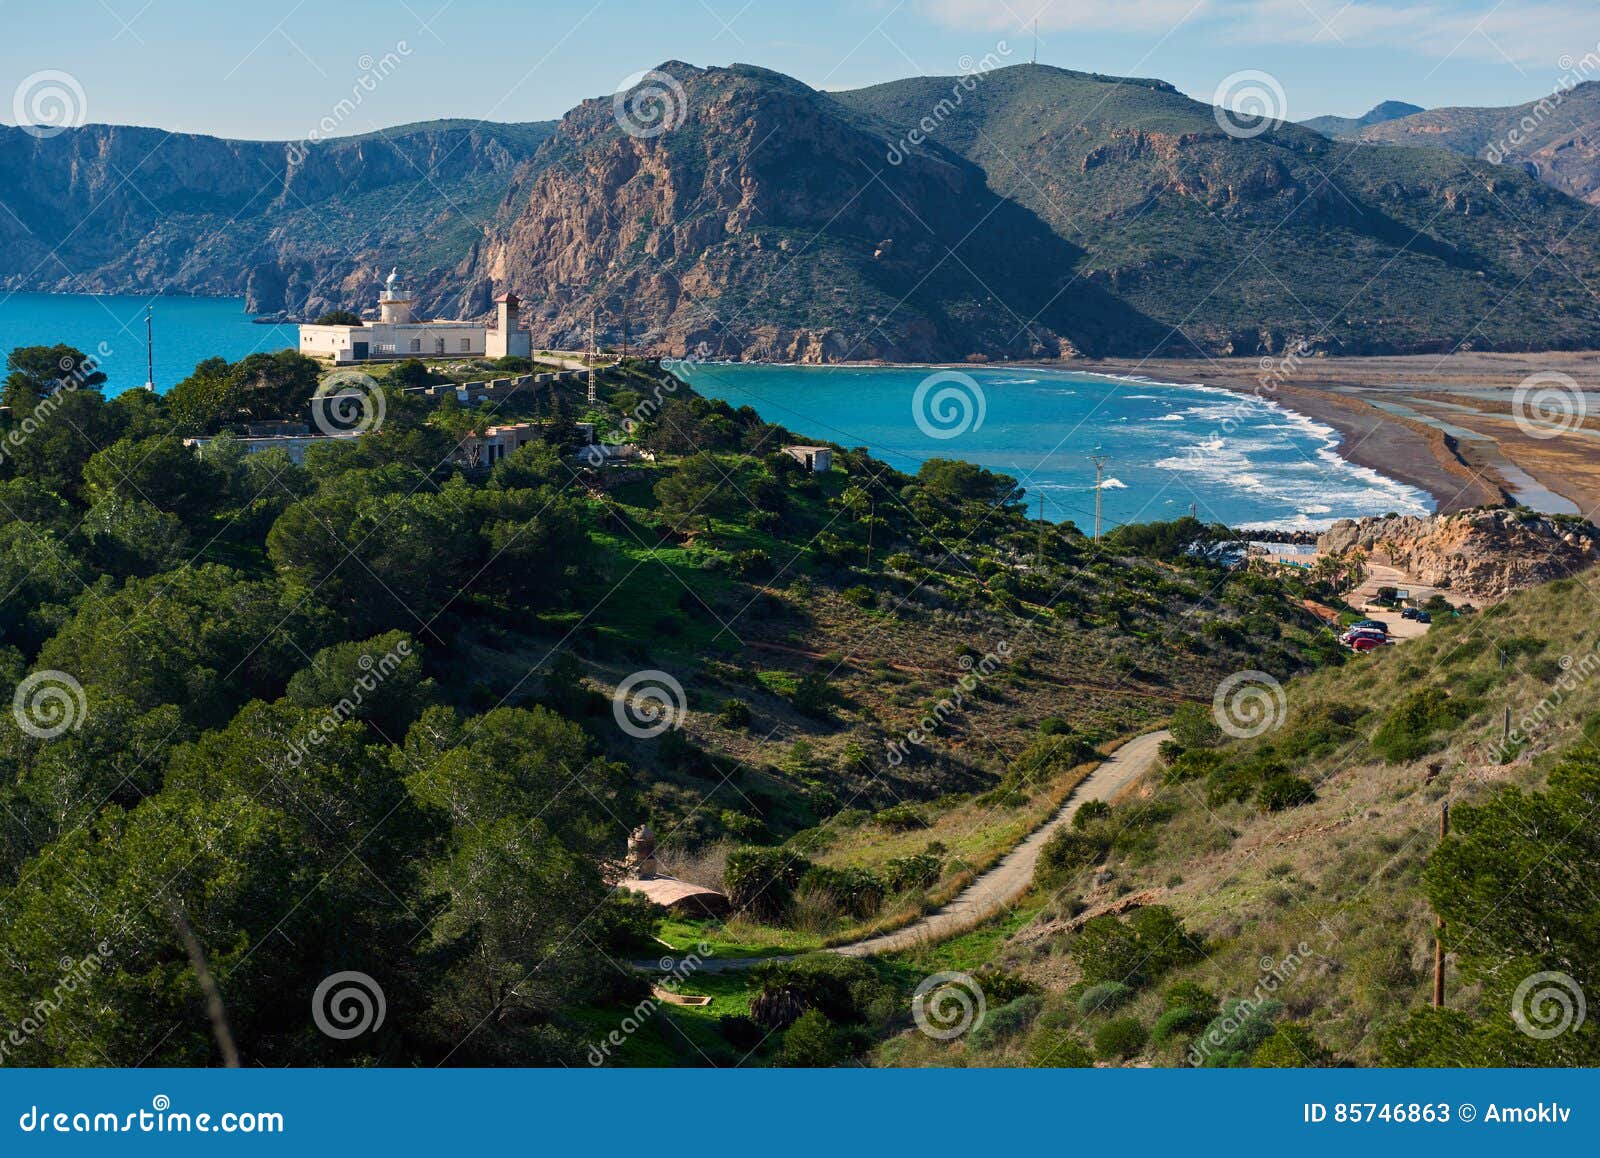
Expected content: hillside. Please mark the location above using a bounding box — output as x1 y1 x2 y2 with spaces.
0 118 554 316
0 338 1337 1066
467 62 1152 360
837 65 1600 356
1302 100 1425 138
1348 82 1600 205
876 561 1600 1068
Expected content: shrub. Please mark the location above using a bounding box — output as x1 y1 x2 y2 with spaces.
1028 1028 1095 1067
1035 825 1110 885
1257 773 1317 812
791 672 834 718
873 803 928 832
1163 981 1217 1014
1093 1016 1148 1060
969 994 1043 1051
971 967 1039 1005
1151 1006 1212 1045
884 853 942 892
1073 799 1111 829
1074 906 1203 987
717 1014 764 1051
798 864 886 919
724 847 810 920
1076 981 1133 1014
1251 1023 1334 1067
717 698 753 728
841 585 876 608
750 953 887 1031
779 1010 842 1067
1372 688 1477 763
1194 998 1284 1067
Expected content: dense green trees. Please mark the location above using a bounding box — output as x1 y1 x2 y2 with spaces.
0 343 646 1065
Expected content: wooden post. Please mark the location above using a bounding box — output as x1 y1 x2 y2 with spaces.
1433 800 1449 1008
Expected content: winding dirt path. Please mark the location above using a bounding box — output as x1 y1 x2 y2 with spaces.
657 729 1170 971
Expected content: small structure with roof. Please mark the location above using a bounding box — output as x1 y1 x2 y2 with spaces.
298 269 530 364
782 445 833 473
613 824 730 917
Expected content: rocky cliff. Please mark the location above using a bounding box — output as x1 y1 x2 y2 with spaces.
465 63 1148 360
1318 509 1599 598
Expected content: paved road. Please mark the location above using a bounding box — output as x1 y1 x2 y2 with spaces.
646 729 1170 972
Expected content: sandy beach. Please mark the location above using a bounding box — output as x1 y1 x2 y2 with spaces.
1052 352 1600 520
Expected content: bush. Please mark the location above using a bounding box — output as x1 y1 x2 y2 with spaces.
750 953 887 1031
1074 906 1204 987
1251 1023 1334 1067
724 847 810 920
1163 981 1217 1014
1093 1016 1148 1060
799 864 886 919
717 1014 764 1051
779 1010 842 1067
1257 773 1317 812
1076 981 1133 1014
1028 1028 1095 1067
1073 799 1111 829
969 994 1043 1050
971 967 1039 1006
873 804 928 832
884 853 942 892
717 698 753 728
1151 1006 1212 1045
1035 825 1110 885
1194 998 1284 1066
1372 688 1477 764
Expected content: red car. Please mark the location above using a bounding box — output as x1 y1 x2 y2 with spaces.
1347 635 1385 652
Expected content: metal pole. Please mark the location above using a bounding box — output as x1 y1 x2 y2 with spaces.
1433 800 1449 1008
146 304 154 390
1091 455 1109 541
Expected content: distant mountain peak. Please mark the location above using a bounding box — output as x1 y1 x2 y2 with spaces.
1302 100 1424 138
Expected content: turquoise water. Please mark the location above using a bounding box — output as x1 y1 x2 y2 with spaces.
675 362 1435 532
0 292 297 394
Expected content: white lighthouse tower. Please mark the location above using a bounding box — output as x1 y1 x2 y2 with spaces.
378 267 415 324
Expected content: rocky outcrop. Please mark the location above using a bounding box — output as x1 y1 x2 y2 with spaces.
1318 509 1600 597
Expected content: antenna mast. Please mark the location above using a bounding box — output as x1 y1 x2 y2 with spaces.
1032 19 1038 64
145 304 154 391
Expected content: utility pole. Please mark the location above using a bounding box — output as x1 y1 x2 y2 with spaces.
1433 800 1449 1008
1091 454 1109 541
586 309 598 406
1031 19 1038 64
1037 492 1047 561
866 491 876 568
144 304 154 391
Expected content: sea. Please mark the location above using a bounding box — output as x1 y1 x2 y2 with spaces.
0 293 1434 531
675 362 1435 532
0 292 298 394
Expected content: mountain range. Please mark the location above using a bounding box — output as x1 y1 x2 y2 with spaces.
1308 83 1600 206
5 65 1600 360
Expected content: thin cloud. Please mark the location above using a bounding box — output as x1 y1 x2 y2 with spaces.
920 0 1595 65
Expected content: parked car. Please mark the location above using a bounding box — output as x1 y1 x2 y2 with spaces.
1347 635 1385 652
1401 607 1421 620
1415 611 1431 624
1351 618 1388 633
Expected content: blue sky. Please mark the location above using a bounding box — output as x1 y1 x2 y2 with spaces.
4 0 1595 138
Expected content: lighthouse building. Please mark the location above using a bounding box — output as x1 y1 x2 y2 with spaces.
298 270 532 364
